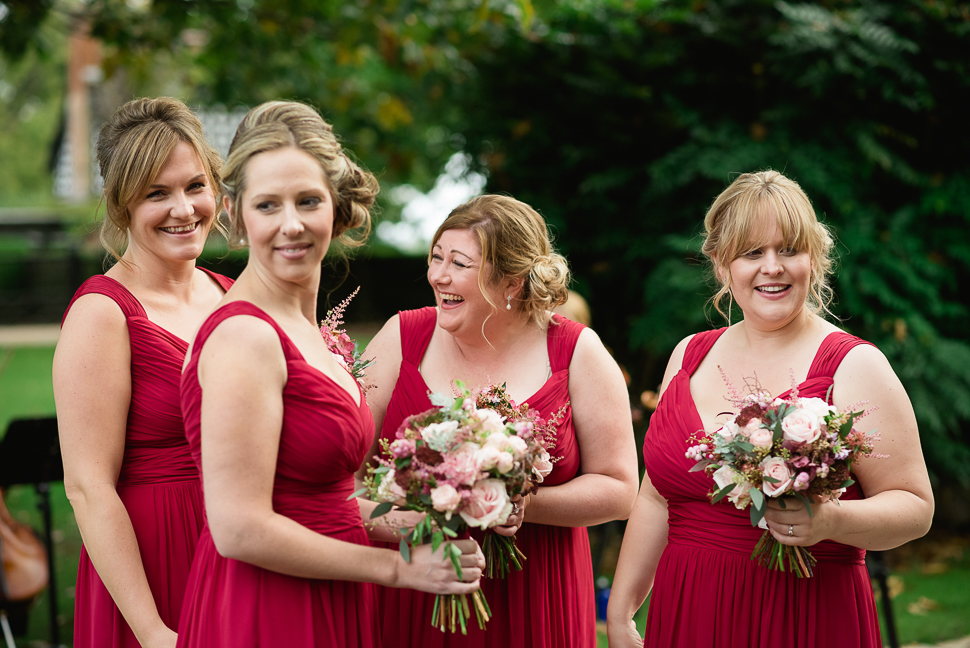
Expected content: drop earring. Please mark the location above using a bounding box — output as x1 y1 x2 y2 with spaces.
506 295 512 310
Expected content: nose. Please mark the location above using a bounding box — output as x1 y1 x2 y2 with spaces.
280 202 305 236
761 251 784 276
172 191 195 219
427 261 449 286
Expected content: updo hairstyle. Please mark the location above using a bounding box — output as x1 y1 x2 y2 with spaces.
221 101 377 248
430 194 571 327
96 96 225 263
701 170 835 321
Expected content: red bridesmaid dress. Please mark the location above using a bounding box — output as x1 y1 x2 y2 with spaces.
177 301 379 648
376 306 597 648
641 328 882 648
65 268 233 648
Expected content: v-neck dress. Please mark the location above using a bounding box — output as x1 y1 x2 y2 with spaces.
377 306 596 648
176 301 379 647
63 268 234 648
641 328 881 648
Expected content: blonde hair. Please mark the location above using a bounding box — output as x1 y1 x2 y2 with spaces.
96 97 225 263
221 101 377 248
701 170 835 321
430 194 571 327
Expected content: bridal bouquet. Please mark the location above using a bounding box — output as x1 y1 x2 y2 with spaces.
358 382 551 633
686 381 877 578
319 287 374 391
474 382 561 578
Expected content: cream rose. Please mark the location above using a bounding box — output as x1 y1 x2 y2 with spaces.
375 469 407 503
495 451 515 474
799 397 836 422
460 479 513 529
484 432 510 450
474 409 506 433
430 484 461 514
781 409 822 445
474 445 503 471
532 450 553 483
712 465 752 508
717 420 741 443
506 435 528 458
760 456 794 497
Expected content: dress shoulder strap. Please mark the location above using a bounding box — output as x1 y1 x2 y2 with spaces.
198 267 235 293
190 301 300 365
681 328 728 376
398 307 437 365
806 331 874 381
548 314 586 373
61 275 146 325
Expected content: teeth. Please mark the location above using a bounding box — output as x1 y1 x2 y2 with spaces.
757 286 787 293
161 223 198 233
440 293 464 302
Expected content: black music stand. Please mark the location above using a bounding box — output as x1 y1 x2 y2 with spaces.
0 417 63 648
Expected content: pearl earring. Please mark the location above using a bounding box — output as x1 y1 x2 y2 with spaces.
506 295 512 310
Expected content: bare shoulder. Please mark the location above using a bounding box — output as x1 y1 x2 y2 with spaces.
364 313 403 361
198 312 286 379
61 292 127 335
657 334 695 395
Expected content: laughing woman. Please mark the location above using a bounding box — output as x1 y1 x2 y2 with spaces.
606 170 933 648
359 194 640 648
53 97 234 648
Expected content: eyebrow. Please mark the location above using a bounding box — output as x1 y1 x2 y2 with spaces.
433 243 475 260
147 173 207 189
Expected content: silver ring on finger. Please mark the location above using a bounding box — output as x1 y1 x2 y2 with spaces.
512 502 519 515
788 524 794 537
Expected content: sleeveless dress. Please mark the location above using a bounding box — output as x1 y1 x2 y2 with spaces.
64 268 234 648
377 307 596 648
176 301 379 648
642 328 882 648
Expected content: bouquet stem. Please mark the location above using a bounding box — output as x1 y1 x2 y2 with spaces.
431 591 491 634
482 533 527 579
752 529 817 578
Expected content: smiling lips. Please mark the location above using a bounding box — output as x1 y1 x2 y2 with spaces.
159 221 200 234
755 284 790 295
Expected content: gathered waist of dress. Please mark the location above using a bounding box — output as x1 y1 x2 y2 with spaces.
667 499 865 565
118 444 199 485
271 478 365 537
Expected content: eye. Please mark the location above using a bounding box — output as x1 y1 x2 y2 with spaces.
743 249 762 259
146 190 165 200
300 196 322 208
453 260 468 268
430 253 443 262
256 201 276 212
188 181 207 192
780 247 798 256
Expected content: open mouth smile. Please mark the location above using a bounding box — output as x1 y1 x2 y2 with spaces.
440 293 465 306
755 284 791 295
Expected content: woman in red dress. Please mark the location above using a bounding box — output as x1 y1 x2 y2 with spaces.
607 170 934 648
54 97 233 648
359 194 640 647
176 101 483 648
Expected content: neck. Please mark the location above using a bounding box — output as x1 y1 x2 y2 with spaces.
236 264 320 325
114 251 198 300
736 308 821 350
449 310 542 360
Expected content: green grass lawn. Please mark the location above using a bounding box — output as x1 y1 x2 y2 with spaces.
3 342 968 647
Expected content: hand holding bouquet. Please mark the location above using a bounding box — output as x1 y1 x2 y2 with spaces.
358 381 552 633
686 381 877 577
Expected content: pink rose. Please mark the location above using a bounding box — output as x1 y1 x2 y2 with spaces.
532 450 553 483
747 424 774 449
431 484 461 514
441 448 483 486
760 456 794 497
781 409 822 445
460 479 513 529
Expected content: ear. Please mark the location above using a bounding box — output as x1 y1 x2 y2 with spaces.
712 254 728 283
223 195 234 218
505 275 526 298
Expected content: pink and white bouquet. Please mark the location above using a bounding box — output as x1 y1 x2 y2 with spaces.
686 381 877 577
358 381 551 634
319 287 374 392
473 382 562 578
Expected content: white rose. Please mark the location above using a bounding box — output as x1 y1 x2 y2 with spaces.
484 432 510 450
495 451 515 474
717 420 741 443
506 435 528 458
474 445 503 471
375 469 406 503
474 408 506 433
799 397 836 422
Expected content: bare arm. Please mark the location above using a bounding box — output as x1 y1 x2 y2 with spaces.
522 328 639 528
764 343 934 550
198 314 480 592
54 295 177 648
606 336 690 648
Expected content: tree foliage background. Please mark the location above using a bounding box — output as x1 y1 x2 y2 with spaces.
3 0 969 488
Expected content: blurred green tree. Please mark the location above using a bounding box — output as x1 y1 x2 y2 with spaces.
4 0 968 484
